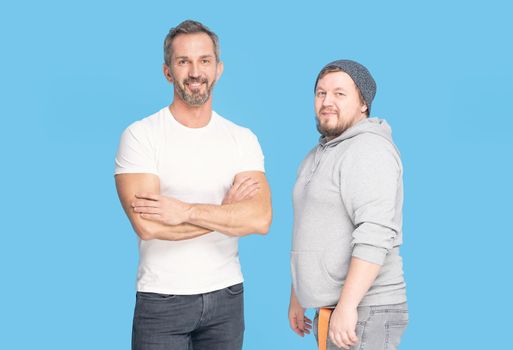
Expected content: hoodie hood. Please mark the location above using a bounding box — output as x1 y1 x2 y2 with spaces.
320 117 399 154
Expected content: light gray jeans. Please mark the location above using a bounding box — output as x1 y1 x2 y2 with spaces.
313 302 408 350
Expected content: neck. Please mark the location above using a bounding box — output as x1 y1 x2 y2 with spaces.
169 94 213 128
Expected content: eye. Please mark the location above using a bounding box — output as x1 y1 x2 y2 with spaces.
316 91 326 97
177 59 188 65
201 59 211 64
336 92 345 97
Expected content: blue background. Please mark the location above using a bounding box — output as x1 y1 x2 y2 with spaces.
1 0 512 349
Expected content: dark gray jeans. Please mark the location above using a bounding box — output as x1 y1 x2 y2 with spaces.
132 283 244 350
314 302 408 350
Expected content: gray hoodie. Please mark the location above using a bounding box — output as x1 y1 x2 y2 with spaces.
291 118 407 308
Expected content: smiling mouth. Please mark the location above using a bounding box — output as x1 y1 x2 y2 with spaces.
186 82 204 89
320 107 337 114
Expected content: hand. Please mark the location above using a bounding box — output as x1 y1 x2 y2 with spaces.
222 176 260 205
289 290 312 337
328 304 358 349
132 193 192 226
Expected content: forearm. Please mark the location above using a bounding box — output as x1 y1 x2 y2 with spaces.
290 285 299 304
127 172 271 238
147 221 211 241
337 257 381 308
187 199 271 236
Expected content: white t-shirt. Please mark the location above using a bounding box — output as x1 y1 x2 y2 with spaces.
115 107 265 294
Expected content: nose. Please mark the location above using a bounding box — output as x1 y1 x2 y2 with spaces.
322 92 335 106
189 62 200 78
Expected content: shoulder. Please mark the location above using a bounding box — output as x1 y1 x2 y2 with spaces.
214 111 259 141
127 107 166 132
117 108 169 153
121 107 167 142
295 145 318 176
341 133 401 171
348 133 395 153
300 145 318 165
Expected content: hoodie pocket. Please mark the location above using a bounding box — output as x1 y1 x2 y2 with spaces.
291 251 342 307
322 241 352 286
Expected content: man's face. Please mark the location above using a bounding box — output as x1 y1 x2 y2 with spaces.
164 33 223 106
315 71 368 139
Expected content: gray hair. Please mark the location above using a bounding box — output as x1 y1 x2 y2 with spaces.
163 20 220 66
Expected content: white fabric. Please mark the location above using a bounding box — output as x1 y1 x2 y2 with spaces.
115 107 265 294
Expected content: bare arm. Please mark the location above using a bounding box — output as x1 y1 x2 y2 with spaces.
337 257 381 308
288 285 312 337
188 171 272 236
134 171 272 237
329 258 381 349
115 173 211 241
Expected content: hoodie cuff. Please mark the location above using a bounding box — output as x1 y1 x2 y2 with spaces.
352 244 388 265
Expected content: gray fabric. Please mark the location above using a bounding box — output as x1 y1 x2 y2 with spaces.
291 118 407 308
132 283 244 350
314 59 377 114
313 303 408 350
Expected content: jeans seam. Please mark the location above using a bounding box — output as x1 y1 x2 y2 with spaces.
386 320 409 327
190 295 204 331
137 292 177 301
224 284 244 296
359 321 367 350
384 320 408 350
372 310 408 316
385 322 392 350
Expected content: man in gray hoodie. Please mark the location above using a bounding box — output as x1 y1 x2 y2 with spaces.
288 60 408 350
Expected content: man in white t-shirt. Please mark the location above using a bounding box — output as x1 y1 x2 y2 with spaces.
114 20 272 350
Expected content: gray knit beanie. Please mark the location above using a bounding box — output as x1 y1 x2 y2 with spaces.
314 59 377 114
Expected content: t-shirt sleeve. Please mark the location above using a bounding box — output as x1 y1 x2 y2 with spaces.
114 122 159 176
236 128 265 173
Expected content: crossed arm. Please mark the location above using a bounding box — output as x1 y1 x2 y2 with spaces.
115 171 272 241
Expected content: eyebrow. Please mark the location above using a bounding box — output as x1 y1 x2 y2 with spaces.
174 54 215 60
316 86 347 92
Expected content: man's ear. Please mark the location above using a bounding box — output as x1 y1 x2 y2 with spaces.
215 60 224 81
361 103 368 113
163 64 173 84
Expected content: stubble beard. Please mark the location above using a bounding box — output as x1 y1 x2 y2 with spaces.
172 73 216 106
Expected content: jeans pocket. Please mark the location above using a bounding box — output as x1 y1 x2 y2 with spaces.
385 320 408 350
224 283 244 296
136 292 177 301
348 321 366 350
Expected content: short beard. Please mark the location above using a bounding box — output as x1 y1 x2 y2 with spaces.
172 73 216 106
315 117 347 139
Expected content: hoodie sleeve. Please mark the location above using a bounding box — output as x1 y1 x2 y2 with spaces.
339 135 402 265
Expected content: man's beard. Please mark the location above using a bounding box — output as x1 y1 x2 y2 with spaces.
315 114 348 139
173 74 216 106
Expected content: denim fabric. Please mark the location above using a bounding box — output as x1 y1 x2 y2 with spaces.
314 302 408 350
132 283 244 350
